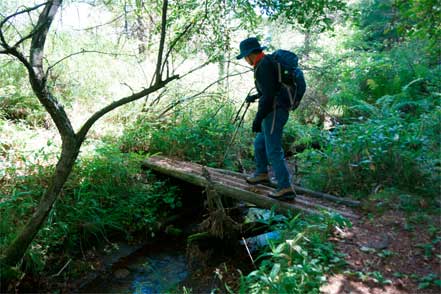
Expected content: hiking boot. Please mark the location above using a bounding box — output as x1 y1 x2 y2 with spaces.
246 173 269 185
268 187 296 200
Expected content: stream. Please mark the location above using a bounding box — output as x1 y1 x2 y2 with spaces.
80 239 189 294
79 207 275 293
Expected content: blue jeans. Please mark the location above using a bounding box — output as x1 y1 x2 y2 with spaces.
254 108 291 190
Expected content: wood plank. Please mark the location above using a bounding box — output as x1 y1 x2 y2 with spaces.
210 167 360 207
143 156 359 219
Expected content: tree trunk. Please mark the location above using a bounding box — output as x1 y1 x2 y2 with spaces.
1 139 80 267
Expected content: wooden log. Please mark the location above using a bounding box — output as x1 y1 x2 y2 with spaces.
210 167 360 207
143 158 358 219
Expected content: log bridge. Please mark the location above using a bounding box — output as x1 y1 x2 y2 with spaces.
142 156 360 220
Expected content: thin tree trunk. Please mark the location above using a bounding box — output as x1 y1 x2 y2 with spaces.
155 0 168 84
1 140 79 266
0 0 179 272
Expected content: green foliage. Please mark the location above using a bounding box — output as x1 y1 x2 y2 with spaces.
121 101 253 168
283 119 326 153
349 270 392 285
0 143 181 274
241 212 349 294
353 0 400 50
299 101 440 198
298 39 441 199
253 0 347 31
0 60 46 126
328 43 433 115
418 273 441 290
395 0 441 54
352 0 440 54
1 0 441 289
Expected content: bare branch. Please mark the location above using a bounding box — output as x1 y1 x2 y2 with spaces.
46 49 138 74
77 74 179 142
160 21 195 77
30 1 61 81
121 82 135 94
148 87 168 108
74 13 125 31
11 29 37 49
0 2 47 30
0 3 47 50
142 56 215 111
154 0 168 84
179 59 215 79
228 60 254 70
146 57 216 110
159 69 251 116
0 13 24 46
1 46 34 74
22 1 78 141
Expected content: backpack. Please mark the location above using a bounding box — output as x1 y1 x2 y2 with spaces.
271 49 306 110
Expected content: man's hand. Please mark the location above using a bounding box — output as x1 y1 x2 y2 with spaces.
246 94 259 103
252 119 261 133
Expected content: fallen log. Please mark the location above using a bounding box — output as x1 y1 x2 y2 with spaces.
142 157 359 219
210 167 360 207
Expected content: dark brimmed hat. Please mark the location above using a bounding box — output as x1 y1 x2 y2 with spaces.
236 37 267 60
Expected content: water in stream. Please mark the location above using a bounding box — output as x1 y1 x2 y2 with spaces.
81 243 188 293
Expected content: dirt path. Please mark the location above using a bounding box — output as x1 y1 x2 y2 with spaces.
321 211 441 294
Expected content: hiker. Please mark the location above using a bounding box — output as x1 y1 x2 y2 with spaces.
236 37 296 199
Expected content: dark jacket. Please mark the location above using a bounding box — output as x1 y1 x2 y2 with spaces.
254 55 290 126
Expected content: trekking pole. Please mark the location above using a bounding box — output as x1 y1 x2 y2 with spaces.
232 88 253 124
222 98 252 163
232 98 246 124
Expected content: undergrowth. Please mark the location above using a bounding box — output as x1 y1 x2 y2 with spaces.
121 101 254 169
239 212 350 294
297 47 441 200
0 143 181 278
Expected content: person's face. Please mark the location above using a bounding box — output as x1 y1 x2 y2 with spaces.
245 55 253 66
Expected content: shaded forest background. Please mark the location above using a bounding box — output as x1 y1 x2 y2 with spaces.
0 0 440 292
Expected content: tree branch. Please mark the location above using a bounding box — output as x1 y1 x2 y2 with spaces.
160 21 195 77
179 58 215 79
0 3 47 51
30 1 61 81
74 13 125 31
24 0 77 142
143 57 215 111
0 14 24 47
0 2 47 30
76 74 179 142
46 49 138 74
155 0 168 83
159 69 250 116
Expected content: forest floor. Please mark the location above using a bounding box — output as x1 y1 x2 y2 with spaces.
146 156 441 293
321 210 441 294
179 209 441 294
10 157 440 293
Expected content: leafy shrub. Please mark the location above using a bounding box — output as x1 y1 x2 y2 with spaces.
299 90 440 198
0 61 47 126
327 42 434 120
295 38 441 199
241 212 349 294
121 101 253 168
0 144 181 273
283 119 326 154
